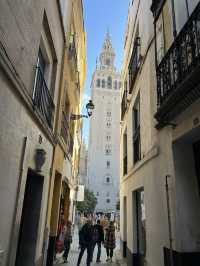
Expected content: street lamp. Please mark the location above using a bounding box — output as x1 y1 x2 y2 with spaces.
70 100 95 120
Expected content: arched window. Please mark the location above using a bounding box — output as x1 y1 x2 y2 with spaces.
107 76 112 89
106 58 110 66
114 80 118 89
96 79 101 87
102 79 105 88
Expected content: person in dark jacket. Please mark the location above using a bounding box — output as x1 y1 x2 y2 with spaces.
77 219 93 266
62 221 73 263
91 220 104 263
104 221 116 262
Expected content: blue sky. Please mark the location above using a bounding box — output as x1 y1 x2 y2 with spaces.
82 0 130 145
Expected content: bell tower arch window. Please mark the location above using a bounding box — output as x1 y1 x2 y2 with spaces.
107 76 112 89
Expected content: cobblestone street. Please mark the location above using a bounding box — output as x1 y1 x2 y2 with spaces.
54 228 126 266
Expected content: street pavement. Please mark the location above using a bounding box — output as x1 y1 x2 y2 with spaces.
54 227 127 266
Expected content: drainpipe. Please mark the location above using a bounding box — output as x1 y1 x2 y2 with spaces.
165 175 174 266
170 0 177 38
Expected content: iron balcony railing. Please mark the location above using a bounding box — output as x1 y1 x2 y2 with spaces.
69 35 78 64
61 112 74 156
33 66 55 128
155 2 200 124
129 37 140 94
151 0 166 18
121 88 128 120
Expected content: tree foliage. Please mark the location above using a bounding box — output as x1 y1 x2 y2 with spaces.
76 188 97 213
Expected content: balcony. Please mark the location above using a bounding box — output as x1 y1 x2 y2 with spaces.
155 2 200 129
151 0 166 19
61 112 74 156
129 37 140 94
121 87 128 120
33 66 55 128
68 35 78 70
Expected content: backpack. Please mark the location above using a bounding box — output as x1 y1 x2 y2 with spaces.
92 226 99 243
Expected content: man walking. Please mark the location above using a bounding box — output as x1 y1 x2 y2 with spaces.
91 220 104 263
77 219 93 266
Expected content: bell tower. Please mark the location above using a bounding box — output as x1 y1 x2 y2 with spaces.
99 30 116 70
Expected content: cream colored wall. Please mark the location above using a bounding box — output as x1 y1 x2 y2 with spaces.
120 0 175 265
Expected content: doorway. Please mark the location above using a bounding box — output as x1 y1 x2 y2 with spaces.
193 140 200 196
135 189 146 266
123 196 127 257
15 169 44 266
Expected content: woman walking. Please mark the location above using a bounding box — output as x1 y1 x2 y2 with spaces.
104 221 116 262
63 221 73 263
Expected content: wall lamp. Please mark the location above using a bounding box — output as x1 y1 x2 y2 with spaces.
70 100 95 120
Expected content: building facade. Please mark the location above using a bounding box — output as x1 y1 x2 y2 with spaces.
0 1 65 266
88 32 121 213
78 139 88 187
120 0 200 266
46 1 86 265
0 1 86 266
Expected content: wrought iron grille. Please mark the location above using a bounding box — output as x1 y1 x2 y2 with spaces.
121 87 128 120
61 112 74 156
129 37 140 94
151 0 166 18
33 66 55 128
69 34 77 63
156 2 200 107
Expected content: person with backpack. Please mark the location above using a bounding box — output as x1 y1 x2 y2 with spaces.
104 221 116 262
77 219 94 266
91 220 104 263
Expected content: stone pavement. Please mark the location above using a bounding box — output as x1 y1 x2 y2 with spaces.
54 227 127 266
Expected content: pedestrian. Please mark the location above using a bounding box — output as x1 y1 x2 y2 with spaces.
62 221 73 263
91 220 104 263
104 221 116 262
77 219 93 266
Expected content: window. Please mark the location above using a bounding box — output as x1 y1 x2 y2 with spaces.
114 80 118 89
106 161 110 168
106 135 111 141
97 192 99 196
129 28 140 93
107 111 111 117
106 192 110 197
97 79 101 87
106 122 111 128
102 79 105 88
33 45 55 128
133 96 141 164
106 58 110 66
123 129 128 175
106 177 110 183
106 199 110 203
105 148 111 155
107 76 112 89
156 16 164 64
